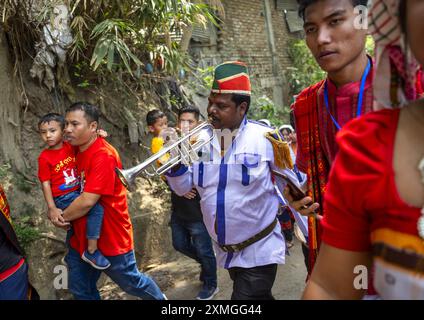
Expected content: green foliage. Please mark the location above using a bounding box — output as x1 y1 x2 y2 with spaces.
12 214 40 252
89 19 141 73
65 0 220 78
0 0 221 87
248 94 290 127
198 65 215 89
286 38 325 100
188 65 214 95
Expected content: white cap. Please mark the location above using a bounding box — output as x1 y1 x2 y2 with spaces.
279 124 294 132
258 119 272 127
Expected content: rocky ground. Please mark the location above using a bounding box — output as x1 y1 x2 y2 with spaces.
100 238 307 300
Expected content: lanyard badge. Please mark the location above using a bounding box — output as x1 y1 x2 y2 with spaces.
324 59 371 131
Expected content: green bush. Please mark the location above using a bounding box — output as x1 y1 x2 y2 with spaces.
285 38 325 99
12 215 40 252
248 92 291 127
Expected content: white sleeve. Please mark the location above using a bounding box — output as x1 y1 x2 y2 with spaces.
165 165 194 196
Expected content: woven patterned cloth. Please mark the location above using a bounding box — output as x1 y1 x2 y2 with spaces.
368 0 421 108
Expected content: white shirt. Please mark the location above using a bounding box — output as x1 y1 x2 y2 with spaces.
166 117 300 269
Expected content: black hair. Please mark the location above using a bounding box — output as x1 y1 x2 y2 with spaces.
66 102 100 124
146 109 166 126
178 105 200 121
231 94 251 113
38 113 65 130
297 0 369 20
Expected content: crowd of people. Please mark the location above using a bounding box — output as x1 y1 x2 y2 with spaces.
1 0 423 300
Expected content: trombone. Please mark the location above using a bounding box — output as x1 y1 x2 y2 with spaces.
115 121 215 190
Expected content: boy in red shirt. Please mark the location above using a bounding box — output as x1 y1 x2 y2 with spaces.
38 113 110 270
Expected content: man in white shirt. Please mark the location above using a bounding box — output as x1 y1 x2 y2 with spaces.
166 61 298 300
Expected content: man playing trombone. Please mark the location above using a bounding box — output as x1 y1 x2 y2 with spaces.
166 61 300 300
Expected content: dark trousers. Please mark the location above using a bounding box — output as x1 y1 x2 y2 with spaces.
0 262 29 300
65 247 164 300
170 214 217 288
228 264 277 300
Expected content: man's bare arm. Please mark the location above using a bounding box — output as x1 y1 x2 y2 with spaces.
302 243 372 300
62 192 101 222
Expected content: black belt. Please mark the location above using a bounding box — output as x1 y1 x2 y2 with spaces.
217 219 278 253
373 242 424 273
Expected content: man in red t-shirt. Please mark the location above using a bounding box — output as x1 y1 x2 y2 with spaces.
52 102 165 300
37 113 110 270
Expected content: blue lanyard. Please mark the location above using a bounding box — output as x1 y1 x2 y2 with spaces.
323 59 371 131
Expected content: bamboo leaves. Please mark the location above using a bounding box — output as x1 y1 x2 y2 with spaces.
90 19 143 74
0 0 222 81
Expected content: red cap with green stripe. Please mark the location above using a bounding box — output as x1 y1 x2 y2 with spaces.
211 61 251 96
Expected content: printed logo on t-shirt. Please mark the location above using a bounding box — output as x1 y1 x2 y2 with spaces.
54 156 76 173
59 168 80 191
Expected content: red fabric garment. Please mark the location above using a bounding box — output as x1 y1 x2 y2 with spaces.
322 108 421 250
69 138 134 256
322 109 422 297
388 46 420 102
291 61 375 272
417 68 424 98
0 258 24 282
320 73 374 163
37 142 80 197
291 81 327 272
0 185 25 279
0 185 11 223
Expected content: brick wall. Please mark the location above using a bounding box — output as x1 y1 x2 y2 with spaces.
189 0 300 106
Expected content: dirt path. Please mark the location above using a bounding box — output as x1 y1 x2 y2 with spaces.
99 238 307 300
163 238 307 300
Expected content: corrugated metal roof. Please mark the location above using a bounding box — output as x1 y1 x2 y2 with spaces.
285 10 303 33
276 0 299 11
192 25 211 43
